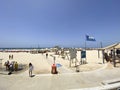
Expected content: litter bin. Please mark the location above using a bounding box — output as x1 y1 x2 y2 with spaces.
51 64 58 74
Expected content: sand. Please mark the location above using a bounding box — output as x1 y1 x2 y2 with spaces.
0 50 120 90
0 50 108 74
0 52 51 74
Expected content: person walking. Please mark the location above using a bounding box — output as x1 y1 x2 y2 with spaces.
46 53 48 59
29 63 33 77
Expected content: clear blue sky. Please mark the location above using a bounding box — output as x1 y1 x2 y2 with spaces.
0 0 120 48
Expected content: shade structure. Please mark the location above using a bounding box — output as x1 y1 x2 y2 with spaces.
103 43 120 50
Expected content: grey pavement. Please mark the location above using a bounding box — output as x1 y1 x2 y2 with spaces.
0 67 120 90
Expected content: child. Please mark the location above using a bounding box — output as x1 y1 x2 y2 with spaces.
29 63 33 77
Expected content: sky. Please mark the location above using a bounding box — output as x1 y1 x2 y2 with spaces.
0 0 120 48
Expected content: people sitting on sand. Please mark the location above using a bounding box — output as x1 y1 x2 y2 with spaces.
29 63 33 77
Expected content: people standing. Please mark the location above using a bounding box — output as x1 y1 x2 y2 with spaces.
14 62 18 71
29 63 33 77
9 55 13 60
46 53 48 59
9 55 11 60
8 63 13 75
5 60 9 70
11 55 13 59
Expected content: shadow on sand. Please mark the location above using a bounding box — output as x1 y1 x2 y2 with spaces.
30 75 35 78
0 72 8 75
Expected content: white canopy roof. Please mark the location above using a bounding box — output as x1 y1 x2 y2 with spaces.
103 43 120 49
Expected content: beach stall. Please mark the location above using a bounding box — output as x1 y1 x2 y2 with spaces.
103 43 120 67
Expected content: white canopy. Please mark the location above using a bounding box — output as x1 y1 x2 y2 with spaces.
103 43 120 50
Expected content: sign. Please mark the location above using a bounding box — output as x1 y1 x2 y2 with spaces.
81 51 86 58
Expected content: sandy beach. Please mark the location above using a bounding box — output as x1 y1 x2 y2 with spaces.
0 49 120 90
0 50 107 75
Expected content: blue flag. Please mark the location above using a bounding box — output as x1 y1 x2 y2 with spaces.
86 35 96 41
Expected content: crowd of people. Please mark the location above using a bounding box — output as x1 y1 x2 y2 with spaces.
4 60 18 74
3 53 50 76
4 60 34 77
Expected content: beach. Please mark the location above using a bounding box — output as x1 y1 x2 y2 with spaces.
0 49 106 74
0 49 120 90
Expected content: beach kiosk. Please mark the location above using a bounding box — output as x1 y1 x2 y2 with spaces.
103 43 120 67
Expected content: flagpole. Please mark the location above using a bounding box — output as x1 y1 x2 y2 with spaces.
100 42 103 48
85 41 86 50
85 39 87 62
85 35 87 50
98 42 102 58
100 42 105 64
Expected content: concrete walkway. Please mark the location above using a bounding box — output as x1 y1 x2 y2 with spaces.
0 66 120 90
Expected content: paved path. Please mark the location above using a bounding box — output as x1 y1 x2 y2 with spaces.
0 66 120 90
